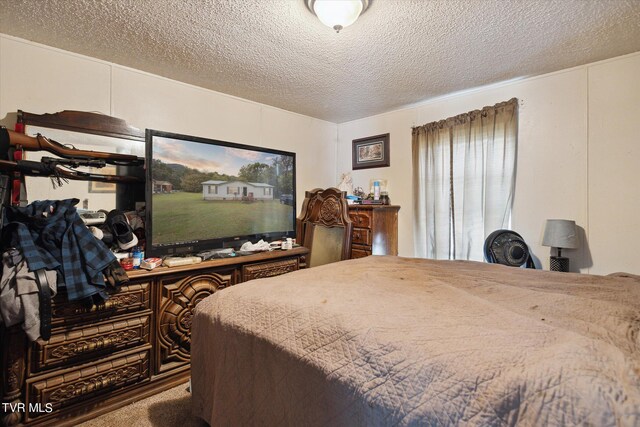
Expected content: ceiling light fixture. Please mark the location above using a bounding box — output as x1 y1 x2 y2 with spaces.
306 0 370 33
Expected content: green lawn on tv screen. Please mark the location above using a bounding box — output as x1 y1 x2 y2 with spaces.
151 192 294 244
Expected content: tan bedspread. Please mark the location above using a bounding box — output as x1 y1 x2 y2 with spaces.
191 256 640 426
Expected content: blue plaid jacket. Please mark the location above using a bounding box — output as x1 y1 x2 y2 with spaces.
4 199 116 301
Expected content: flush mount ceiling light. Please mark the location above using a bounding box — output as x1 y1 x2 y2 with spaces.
306 0 370 33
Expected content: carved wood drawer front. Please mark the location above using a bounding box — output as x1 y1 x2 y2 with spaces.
351 247 372 259
25 346 151 422
30 313 151 374
157 269 235 374
51 281 151 327
352 228 372 246
349 211 372 228
242 258 299 281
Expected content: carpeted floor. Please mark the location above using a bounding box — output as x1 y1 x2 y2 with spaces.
77 382 207 427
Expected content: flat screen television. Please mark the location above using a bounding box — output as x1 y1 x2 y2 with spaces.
145 129 296 257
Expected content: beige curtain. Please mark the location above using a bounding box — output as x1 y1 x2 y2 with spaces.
412 98 518 260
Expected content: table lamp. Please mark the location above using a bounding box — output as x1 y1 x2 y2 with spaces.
542 219 579 272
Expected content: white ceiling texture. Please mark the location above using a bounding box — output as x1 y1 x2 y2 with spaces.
1 0 639 123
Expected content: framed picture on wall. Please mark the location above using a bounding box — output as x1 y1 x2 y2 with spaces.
88 166 117 193
352 133 390 170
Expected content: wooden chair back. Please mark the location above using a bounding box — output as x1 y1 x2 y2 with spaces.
296 187 353 267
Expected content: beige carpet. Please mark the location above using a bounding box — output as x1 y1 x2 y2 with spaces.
77 383 207 427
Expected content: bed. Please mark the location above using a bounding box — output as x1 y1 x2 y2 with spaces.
191 256 640 426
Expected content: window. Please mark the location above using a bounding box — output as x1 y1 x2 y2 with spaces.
412 98 518 261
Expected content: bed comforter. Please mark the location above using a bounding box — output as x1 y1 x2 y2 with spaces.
191 256 640 426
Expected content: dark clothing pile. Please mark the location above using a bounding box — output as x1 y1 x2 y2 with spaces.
2 198 128 302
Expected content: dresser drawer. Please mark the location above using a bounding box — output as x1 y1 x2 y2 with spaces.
349 211 372 228
242 257 299 281
51 281 151 327
31 313 151 374
352 227 371 246
351 247 371 259
25 346 151 422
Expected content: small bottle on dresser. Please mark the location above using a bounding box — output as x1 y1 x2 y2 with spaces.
132 247 143 269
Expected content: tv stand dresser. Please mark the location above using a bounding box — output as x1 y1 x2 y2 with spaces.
0 247 308 426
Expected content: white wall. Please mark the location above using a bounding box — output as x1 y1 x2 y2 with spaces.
2 34 638 274
0 34 337 212
588 54 640 274
337 52 640 275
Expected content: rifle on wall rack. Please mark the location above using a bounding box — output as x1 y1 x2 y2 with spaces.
0 126 144 166
1 110 146 208
0 124 144 210
0 157 142 184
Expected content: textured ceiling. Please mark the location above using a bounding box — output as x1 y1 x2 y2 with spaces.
1 0 640 123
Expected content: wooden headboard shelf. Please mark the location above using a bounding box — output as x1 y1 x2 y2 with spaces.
19 110 145 141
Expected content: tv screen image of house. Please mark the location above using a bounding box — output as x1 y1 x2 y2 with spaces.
145 129 296 257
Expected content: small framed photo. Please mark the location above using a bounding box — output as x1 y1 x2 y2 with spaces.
88 166 117 193
352 133 390 170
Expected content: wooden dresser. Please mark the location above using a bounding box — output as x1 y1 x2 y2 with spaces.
0 247 307 426
348 205 400 258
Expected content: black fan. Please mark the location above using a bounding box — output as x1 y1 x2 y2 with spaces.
484 229 535 268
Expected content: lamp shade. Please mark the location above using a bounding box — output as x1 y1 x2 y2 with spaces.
542 219 579 249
